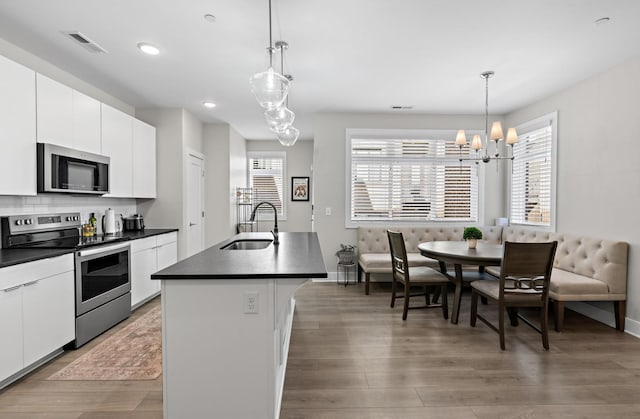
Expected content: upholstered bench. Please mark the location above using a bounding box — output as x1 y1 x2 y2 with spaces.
357 226 502 295
491 228 629 332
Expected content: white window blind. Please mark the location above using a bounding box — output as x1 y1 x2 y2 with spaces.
349 136 478 222
248 153 285 217
510 116 555 227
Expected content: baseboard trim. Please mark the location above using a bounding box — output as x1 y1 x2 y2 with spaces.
564 301 638 337
624 317 640 338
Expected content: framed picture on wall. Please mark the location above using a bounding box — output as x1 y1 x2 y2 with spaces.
291 177 310 201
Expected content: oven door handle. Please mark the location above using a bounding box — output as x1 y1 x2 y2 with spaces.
77 242 130 258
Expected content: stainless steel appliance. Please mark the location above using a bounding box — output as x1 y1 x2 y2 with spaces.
1 212 131 348
37 143 110 195
123 214 145 231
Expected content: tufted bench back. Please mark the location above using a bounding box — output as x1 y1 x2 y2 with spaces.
357 226 501 254
503 227 629 295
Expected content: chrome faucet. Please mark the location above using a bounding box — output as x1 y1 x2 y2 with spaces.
249 201 279 245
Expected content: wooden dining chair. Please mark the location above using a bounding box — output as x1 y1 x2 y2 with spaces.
470 241 558 350
387 230 450 320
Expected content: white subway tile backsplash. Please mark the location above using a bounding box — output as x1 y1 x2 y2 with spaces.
0 195 137 222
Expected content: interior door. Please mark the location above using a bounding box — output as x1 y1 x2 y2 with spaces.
186 153 205 257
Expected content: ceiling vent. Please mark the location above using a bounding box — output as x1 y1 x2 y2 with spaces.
63 31 108 53
391 105 414 110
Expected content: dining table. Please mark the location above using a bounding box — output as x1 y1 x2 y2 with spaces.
418 241 503 324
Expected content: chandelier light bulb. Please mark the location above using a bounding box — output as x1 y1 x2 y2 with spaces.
471 134 483 151
506 127 519 145
455 130 467 146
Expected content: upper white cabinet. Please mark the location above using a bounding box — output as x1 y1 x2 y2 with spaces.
101 104 133 197
133 119 157 198
72 90 101 153
0 55 36 196
36 74 101 154
36 74 73 147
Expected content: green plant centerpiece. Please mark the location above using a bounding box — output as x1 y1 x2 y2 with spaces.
336 243 357 264
463 227 483 249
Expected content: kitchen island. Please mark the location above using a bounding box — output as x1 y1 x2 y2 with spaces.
151 232 327 419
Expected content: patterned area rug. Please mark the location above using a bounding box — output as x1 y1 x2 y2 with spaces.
48 306 162 380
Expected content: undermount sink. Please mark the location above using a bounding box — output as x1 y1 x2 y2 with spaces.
221 239 273 250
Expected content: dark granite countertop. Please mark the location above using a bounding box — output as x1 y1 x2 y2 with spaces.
0 228 178 269
151 232 327 280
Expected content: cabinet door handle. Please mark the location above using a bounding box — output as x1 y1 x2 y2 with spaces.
23 280 39 287
3 284 22 293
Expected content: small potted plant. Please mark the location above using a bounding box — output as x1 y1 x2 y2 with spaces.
336 243 357 264
463 227 483 249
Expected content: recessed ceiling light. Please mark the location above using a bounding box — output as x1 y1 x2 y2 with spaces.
595 17 611 26
137 42 160 55
202 101 217 109
204 14 216 23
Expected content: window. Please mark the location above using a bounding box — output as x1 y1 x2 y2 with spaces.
509 112 557 228
247 152 286 218
346 129 480 226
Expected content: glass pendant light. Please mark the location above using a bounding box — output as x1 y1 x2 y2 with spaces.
276 126 299 147
249 0 289 110
250 66 289 110
265 106 295 132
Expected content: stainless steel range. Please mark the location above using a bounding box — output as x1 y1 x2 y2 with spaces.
1 212 131 348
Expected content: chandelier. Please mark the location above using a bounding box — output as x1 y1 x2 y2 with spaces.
250 0 299 146
455 71 518 163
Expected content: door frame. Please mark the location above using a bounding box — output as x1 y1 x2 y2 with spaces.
184 148 205 257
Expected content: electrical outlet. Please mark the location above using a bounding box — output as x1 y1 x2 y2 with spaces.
325 207 332 216
244 291 259 314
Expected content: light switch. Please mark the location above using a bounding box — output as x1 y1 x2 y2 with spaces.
325 207 332 216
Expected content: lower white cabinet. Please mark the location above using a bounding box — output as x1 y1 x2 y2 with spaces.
131 232 177 307
0 254 75 384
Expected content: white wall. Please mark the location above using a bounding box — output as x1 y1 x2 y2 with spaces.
203 124 231 247
506 55 640 331
312 112 503 271
203 123 247 247
136 108 187 258
245 140 313 233
229 126 247 236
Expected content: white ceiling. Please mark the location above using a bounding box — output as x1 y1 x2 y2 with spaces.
0 0 639 141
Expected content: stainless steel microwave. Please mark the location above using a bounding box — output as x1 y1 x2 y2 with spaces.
37 143 110 195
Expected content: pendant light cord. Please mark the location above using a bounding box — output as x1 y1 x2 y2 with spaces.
268 0 273 67
484 75 489 153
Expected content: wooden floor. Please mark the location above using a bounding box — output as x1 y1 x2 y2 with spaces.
2 282 640 418
0 298 162 419
280 282 640 419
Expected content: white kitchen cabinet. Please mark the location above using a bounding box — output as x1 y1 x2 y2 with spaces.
131 232 177 307
36 73 73 147
22 270 75 366
0 282 24 381
0 254 75 385
101 104 133 197
0 55 36 196
132 119 157 198
36 74 102 154
71 90 101 154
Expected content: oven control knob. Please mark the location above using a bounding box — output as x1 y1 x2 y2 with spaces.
15 219 23 226
26 219 32 225
74 216 79 221
66 216 72 221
